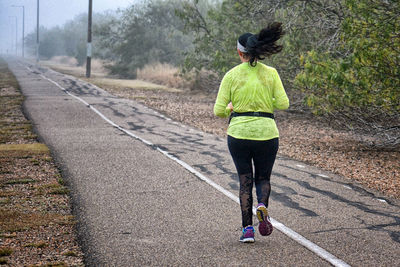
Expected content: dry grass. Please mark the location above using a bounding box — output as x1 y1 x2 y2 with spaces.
0 247 13 256
41 59 215 94
40 58 186 94
49 56 78 67
0 65 19 90
49 56 108 73
24 242 48 248
0 210 71 233
42 56 110 78
87 77 180 92
136 63 220 93
137 62 194 89
36 182 70 196
42 58 219 94
0 76 37 144
0 143 49 153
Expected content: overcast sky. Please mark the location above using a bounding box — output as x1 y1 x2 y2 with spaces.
0 0 136 54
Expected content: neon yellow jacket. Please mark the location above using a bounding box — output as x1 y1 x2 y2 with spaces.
214 62 289 140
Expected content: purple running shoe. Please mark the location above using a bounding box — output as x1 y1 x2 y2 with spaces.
239 226 255 243
256 203 273 236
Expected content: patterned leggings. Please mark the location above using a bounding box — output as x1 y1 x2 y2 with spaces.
228 136 279 227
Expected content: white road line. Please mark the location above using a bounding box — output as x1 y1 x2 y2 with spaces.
27 64 351 267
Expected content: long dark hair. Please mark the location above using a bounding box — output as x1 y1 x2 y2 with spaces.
239 22 285 67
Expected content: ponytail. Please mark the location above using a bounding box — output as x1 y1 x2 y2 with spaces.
241 22 285 67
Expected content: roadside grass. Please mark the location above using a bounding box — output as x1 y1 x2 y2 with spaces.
0 247 13 256
85 77 180 92
24 242 48 248
40 58 185 93
0 65 19 90
32 262 68 267
0 210 67 232
0 57 84 266
36 182 70 195
0 143 49 153
41 57 109 79
0 85 37 143
4 178 36 185
137 62 194 89
63 251 78 257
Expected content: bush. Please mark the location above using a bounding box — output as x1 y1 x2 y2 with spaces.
96 0 194 78
295 0 400 148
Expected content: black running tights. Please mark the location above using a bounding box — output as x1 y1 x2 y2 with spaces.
227 136 279 227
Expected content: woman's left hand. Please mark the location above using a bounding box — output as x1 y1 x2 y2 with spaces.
227 102 234 112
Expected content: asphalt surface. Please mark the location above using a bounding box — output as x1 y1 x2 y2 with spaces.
7 58 400 266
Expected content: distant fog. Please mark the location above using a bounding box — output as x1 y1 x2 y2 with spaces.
0 0 135 56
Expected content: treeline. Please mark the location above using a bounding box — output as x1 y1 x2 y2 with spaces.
25 0 193 77
25 12 116 66
25 0 399 148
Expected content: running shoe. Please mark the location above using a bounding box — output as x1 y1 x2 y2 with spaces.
239 226 255 243
256 203 273 236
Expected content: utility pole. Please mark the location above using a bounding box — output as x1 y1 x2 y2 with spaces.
11 5 25 58
86 0 93 78
36 0 39 62
9 16 17 56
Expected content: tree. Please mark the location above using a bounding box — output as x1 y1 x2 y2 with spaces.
25 26 65 60
95 0 194 78
61 14 88 65
176 0 344 98
178 0 399 147
25 13 104 65
295 0 400 148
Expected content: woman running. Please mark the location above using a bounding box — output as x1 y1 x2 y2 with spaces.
214 22 289 243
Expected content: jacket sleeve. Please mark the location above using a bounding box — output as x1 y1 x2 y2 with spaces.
272 69 289 110
213 73 232 118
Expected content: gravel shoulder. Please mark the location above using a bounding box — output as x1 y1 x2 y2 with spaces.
0 58 84 266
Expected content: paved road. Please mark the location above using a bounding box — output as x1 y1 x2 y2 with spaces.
7 58 400 266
